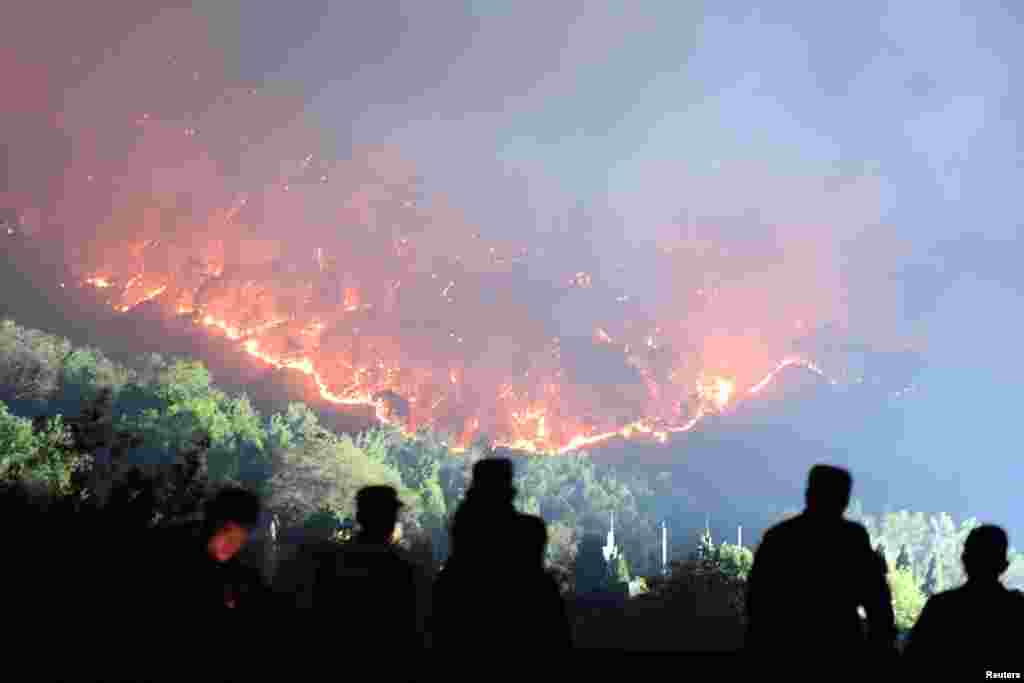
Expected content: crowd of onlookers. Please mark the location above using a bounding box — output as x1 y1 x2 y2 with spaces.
745 465 1023 673
4 460 1022 676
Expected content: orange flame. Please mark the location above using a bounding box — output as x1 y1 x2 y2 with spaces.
80 270 835 453
343 287 360 312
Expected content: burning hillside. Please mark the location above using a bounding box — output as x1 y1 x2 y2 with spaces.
69 210 849 454
19 106 881 454
27 97 871 455
3 16 892 454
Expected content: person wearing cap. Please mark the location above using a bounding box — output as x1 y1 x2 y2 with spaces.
319 486 421 653
354 485 407 544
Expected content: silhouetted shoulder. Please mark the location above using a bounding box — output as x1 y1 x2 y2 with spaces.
765 514 870 539
914 583 1024 636
756 518 785 544
762 517 789 536
756 516 793 545
336 542 416 585
1010 589 1024 618
922 586 960 609
839 517 873 543
391 544 422 575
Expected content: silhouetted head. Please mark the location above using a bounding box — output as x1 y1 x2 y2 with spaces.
468 458 516 504
203 486 261 563
355 485 404 543
962 525 1010 582
804 464 852 517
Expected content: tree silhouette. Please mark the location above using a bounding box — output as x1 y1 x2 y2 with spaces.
153 430 211 523
67 388 142 507
695 522 716 563
922 553 944 596
895 544 913 573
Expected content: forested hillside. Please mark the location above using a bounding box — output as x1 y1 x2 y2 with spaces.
0 317 652 577
2 316 1021 633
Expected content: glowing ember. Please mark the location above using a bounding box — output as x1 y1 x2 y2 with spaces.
572 272 592 288
709 377 734 410
343 287 360 311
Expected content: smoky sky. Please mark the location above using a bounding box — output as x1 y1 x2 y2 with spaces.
3 2 1024 522
7 2 1019 318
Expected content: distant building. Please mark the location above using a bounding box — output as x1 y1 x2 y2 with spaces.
602 511 619 564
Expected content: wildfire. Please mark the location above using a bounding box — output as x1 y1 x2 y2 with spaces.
44 93 864 456
343 287 360 312
77 257 835 454
115 285 167 312
202 316 393 423
709 377 735 410
749 356 833 394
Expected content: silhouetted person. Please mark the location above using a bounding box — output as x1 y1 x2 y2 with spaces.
447 457 521 564
745 465 895 665
433 458 565 652
516 513 574 648
2 481 56 614
88 470 163 620
156 485 268 614
322 486 420 653
904 525 1024 670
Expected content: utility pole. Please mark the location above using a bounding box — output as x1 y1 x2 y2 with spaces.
661 520 668 576
738 524 743 548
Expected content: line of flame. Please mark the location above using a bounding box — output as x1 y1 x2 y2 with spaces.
80 276 834 454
